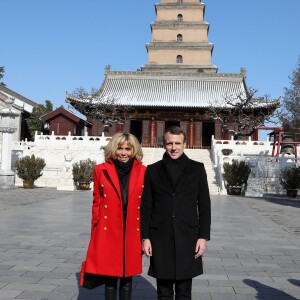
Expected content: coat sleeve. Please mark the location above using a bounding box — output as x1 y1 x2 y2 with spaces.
198 164 211 240
140 167 153 240
91 166 101 227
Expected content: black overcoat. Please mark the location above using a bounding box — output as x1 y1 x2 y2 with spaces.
141 155 211 280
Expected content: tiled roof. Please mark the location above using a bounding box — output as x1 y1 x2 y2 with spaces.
40 106 92 126
0 85 37 107
68 71 278 109
97 71 247 108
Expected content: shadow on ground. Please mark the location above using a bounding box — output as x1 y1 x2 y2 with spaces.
76 273 156 299
243 279 298 299
288 279 300 287
263 194 300 209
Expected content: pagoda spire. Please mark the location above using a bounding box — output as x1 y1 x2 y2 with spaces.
141 0 217 73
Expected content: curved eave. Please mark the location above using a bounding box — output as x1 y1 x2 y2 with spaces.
66 71 278 112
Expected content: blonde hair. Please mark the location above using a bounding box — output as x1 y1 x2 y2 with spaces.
104 132 143 162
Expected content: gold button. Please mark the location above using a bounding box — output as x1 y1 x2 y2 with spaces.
103 194 107 197
104 216 108 219
138 195 141 199
136 217 140 220
104 205 108 208
101 184 104 187
104 227 107 231
142 185 144 188
137 206 140 210
136 228 140 231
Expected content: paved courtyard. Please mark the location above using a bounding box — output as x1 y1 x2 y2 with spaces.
0 188 299 299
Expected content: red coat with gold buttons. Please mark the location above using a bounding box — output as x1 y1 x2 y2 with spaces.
84 159 146 277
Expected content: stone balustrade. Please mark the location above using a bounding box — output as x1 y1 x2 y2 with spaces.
6 131 110 190
1 132 299 195
211 136 300 196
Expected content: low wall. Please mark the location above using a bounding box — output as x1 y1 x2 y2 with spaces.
211 136 300 197
11 132 111 190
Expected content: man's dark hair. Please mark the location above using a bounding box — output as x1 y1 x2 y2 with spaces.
163 126 187 144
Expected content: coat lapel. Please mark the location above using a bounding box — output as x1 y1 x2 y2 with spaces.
157 161 174 192
103 161 122 200
173 164 188 192
128 160 142 198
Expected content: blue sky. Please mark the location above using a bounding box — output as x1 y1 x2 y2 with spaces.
1 0 300 110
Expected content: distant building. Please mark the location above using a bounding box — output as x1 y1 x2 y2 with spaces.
0 85 37 141
40 106 92 136
68 0 278 148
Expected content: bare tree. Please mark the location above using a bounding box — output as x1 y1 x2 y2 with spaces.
279 55 300 141
209 87 279 140
66 87 133 132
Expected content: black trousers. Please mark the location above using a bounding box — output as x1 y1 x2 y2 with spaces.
156 278 192 300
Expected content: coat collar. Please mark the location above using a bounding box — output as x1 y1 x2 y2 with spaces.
158 153 189 192
104 159 142 200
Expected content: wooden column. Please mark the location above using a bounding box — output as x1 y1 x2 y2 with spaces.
150 118 156 147
189 120 194 148
253 128 259 141
180 121 189 147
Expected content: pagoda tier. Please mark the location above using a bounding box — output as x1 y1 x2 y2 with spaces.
141 0 218 73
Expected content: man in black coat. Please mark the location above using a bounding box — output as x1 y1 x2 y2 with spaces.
141 126 211 299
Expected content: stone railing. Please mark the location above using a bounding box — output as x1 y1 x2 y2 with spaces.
33 131 112 144
211 136 300 196
8 132 111 190
1 132 299 195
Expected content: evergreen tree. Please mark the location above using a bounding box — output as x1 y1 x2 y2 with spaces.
26 100 53 140
281 55 300 141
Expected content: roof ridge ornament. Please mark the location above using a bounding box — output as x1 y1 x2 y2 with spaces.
240 67 247 79
105 65 111 75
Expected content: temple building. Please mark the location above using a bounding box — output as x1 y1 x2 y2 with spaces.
0 85 37 141
68 0 277 148
40 106 92 136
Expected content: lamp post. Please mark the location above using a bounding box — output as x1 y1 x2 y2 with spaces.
0 97 20 189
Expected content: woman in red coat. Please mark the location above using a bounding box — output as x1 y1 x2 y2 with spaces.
82 132 146 300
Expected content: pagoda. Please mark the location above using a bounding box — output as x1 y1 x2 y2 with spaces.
67 0 278 148
142 0 217 74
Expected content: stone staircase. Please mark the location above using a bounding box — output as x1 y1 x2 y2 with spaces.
142 147 219 195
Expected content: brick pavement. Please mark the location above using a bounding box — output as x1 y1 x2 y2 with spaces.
0 188 299 299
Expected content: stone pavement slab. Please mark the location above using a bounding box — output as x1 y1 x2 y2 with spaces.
0 188 299 299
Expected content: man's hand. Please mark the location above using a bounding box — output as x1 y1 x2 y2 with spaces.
142 239 152 257
195 238 207 259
